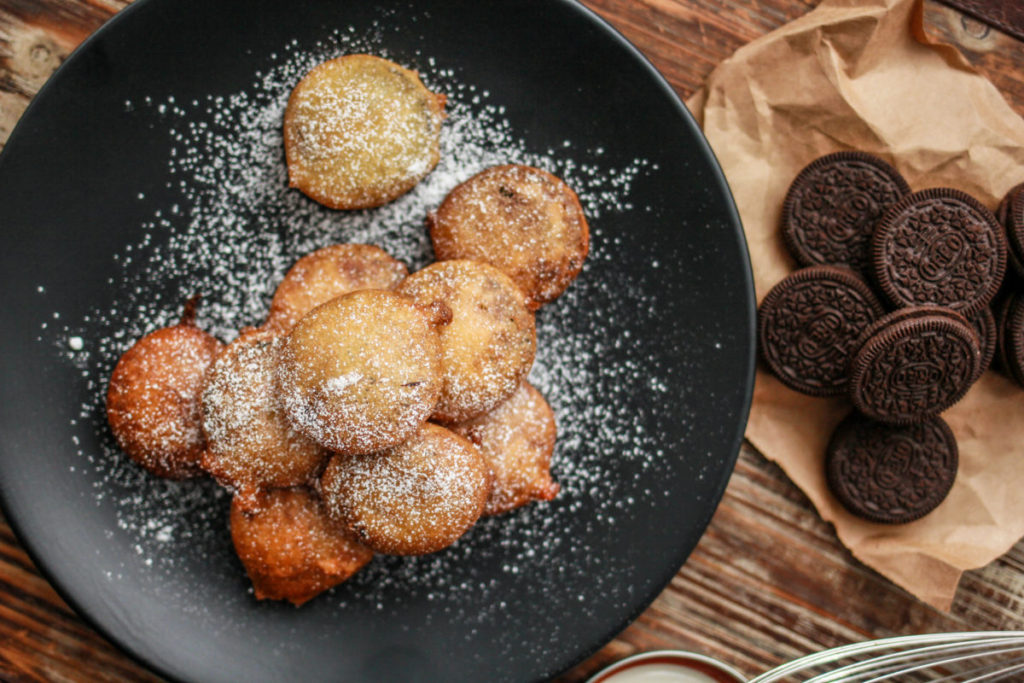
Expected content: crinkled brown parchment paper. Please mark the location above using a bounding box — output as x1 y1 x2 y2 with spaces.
686 0 1024 610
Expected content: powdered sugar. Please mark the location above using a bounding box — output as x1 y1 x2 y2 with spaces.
278 289 442 454
430 163 590 308
285 54 445 209
201 333 325 496
52 23 669 643
397 260 535 423
454 381 559 517
105 322 222 478
266 243 408 331
325 372 364 393
321 423 491 556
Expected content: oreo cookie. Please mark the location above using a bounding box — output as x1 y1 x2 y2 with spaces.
971 306 997 380
871 188 1007 317
997 182 1024 280
849 307 980 423
997 292 1024 388
826 412 958 524
758 266 885 396
782 151 910 275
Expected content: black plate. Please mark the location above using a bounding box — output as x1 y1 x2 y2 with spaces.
0 1 754 681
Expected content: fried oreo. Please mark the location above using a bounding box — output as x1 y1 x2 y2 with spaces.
826 412 958 524
397 260 536 423
782 151 910 275
201 329 327 506
320 423 492 556
849 308 980 424
428 164 590 310
106 297 224 479
266 244 408 332
284 54 446 209
452 381 559 516
277 289 443 455
230 487 373 605
758 266 885 396
871 188 1006 317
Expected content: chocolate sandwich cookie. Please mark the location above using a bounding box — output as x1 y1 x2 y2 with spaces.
782 152 910 275
826 412 958 524
849 308 980 423
972 306 997 380
997 292 1024 388
758 265 885 396
871 188 1006 317
866 305 993 384
996 183 1019 225
997 182 1024 279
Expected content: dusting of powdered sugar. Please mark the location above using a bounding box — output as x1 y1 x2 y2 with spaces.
396 260 536 422
48 20 681 664
321 424 492 556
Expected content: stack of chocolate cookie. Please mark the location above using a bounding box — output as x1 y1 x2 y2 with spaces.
996 183 1024 386
759 151 1009 524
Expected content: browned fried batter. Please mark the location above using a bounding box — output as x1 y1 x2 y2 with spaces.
103 54 591 605
230 487 373 605
266 244 408 332
453 382 559 516
284 54 446 209
428 164 589 309
397 260 536 423
106 298 223 479
200 328 327 507
277 289 442 455
320 423 492 555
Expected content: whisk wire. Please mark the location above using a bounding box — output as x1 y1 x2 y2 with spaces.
858 645 1024 683
749 631 1024 683
912 652 1024 683
964 659 1024 683
825 640 1024 683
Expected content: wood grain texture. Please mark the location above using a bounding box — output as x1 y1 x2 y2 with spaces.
936 0 1024 42
1 1 1023 681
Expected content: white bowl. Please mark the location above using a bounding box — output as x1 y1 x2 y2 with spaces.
587 650 748 683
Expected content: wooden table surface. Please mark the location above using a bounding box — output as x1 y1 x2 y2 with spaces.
2 1 1024 681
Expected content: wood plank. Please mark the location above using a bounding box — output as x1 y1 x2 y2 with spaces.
558 446 1024 681
581 0 1024 118
936 0 1024 42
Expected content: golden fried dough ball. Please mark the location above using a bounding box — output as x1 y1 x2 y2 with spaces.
397 260 536 423
230 487 373 606
201 329 327 507
428 164 590 309
277 289 442 454
284 54 446 209
266 244 408 332
320 423 492 555
452 382 559 516
106 297 223 479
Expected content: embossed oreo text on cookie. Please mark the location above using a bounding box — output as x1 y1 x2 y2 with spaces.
850 310 980 423
871 188 1006 317
826 412 958 524
783 152 910 275
758 266 885 396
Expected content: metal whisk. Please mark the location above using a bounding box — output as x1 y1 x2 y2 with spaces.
749 631 1024 682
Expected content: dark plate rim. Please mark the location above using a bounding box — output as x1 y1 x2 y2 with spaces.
0 0 756 680
538 1 755 679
